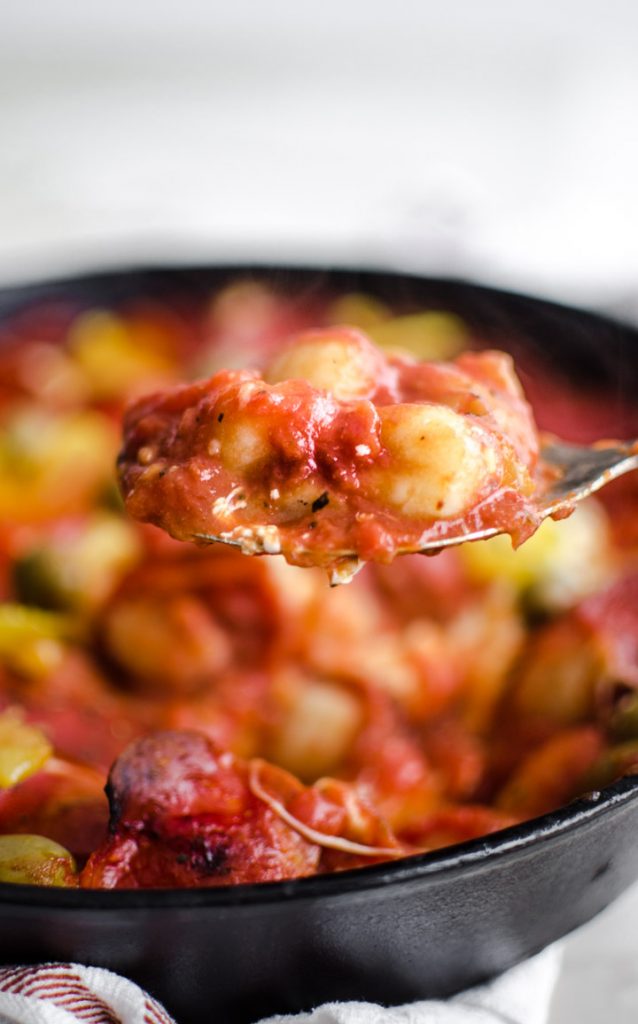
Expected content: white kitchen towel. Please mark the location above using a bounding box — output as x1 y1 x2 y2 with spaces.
0 946 562 1024
261 946 563 1024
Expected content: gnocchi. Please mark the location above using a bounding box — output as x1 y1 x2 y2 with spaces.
266 328 384 401
119 327 540 576
375 404 501 519
0 279 635 893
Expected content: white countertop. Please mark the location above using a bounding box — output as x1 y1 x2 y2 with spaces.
550 881 638 1022
2 0 638 314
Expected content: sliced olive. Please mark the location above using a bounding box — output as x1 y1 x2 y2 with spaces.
0 709 52 786
607 690 638 741
0 603 76 678
583 742 638 790
0 835 77 887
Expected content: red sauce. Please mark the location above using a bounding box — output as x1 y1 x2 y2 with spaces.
119 331 542 576
0 282 636 890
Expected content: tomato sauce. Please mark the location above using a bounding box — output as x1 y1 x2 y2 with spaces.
0 281 636 889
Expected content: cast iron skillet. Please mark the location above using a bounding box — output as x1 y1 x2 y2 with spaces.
1 264 638 1024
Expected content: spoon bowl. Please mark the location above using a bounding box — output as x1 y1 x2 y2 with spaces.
194 438 638 564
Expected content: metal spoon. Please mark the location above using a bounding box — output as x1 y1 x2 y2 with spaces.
418 437 638 551
193 439 638 557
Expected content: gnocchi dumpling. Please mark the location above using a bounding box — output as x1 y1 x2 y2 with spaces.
218 417 271 474
211 378 273 474
268 676 363 781
375 404 502 519
266 328 384 402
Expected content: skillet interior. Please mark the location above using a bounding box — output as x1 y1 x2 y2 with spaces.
1 263 638 1023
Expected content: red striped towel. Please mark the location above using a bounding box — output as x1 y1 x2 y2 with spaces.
0 964 175 1024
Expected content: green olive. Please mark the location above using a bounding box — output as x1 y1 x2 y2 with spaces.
13 515 140 615
607 691 638 741
368 311 468 360
0 604 76 679
0 835 77 886
13 550 66 611
583 742 638 791
0 709 52 786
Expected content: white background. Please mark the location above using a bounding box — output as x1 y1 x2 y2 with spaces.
1 2 638 1020
1 0 638 314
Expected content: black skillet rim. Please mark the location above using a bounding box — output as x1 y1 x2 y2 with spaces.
0 260 637 910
